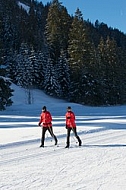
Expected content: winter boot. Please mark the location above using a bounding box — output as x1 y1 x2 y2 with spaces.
55 139 58 145
65 145 69 148
54 136 58 145
77 136 82 146
78 139 82 146
40 144 44 148
79 140 82 146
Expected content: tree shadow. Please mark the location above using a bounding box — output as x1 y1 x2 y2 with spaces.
83 144 126 148
76 115 126 131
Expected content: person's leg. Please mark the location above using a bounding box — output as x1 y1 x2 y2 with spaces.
72 127 82 146
65 128 71 148
40 127 47 147
48 127 58 145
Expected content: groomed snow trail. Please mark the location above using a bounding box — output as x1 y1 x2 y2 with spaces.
0 127 126 190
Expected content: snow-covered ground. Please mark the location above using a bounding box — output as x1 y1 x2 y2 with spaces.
0 83 126 190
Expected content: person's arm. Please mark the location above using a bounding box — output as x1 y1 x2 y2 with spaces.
38 113 43 126
73 112 75 120
49 112 52 122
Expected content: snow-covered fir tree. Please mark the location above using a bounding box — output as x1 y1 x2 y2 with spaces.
43 56 62 97
57 50 70 99
0 77 13 110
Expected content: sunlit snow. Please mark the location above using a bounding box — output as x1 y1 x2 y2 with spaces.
0 83 126 190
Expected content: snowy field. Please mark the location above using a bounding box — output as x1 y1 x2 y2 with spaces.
0 83 126 190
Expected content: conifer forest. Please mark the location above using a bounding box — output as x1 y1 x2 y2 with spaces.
0 0 126 110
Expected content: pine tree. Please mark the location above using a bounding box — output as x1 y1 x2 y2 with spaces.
68 8 96 103
57 50 70 98
27 2 38 48
105 36 122 104
45 0 70 63
67 9 85 101
35 51 46 89
0 16 13 110
44 0 71 98
97 36 121 105
0 78 13 110
118 48 126 104
43 56 62 97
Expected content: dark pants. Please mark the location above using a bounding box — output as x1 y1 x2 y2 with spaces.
66 127 81 147
41 127 57 146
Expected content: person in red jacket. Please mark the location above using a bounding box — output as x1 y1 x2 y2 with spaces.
38 106 58 147
65 106 82 148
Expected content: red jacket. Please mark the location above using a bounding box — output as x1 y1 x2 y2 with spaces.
65 111 76 128
39 111 52 127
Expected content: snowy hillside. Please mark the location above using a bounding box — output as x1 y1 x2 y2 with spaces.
0 84 126 190
17 1 30 13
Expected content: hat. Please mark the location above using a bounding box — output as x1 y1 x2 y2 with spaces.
67 106 71 110
42 106 46 111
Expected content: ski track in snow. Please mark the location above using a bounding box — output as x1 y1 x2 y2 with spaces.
1 128 126 190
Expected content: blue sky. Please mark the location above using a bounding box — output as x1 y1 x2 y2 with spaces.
38 0 126 34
